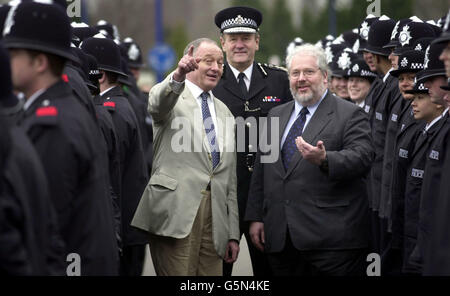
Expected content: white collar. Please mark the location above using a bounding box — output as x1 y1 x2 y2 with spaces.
228 63 253 81
100 86 116 97
383 68 393 83
23 88 46 111
185 79 213 101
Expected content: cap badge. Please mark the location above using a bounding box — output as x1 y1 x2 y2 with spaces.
236 15 245 24
337 52 351 70
352 64 360 73
128 44 140 61
399 25 412 46
360 21 370 40
400 57 408 68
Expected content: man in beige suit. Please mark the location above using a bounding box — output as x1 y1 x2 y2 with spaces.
132 38 240 276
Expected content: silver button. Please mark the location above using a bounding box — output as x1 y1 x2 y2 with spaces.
42 100 50 106
246 122 252 128
248 144 253 150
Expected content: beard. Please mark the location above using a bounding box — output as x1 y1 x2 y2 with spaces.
291 83 326 106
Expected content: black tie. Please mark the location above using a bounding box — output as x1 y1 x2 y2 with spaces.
281 107 309 170
238 72 248 97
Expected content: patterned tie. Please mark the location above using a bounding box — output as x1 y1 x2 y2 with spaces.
281 107 309 170
238 72 248 97
200 92 220 169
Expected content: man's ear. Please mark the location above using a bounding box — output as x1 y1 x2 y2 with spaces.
99 70 107 84
34 53 49 74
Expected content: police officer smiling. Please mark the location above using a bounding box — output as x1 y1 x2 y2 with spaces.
212 6 292 276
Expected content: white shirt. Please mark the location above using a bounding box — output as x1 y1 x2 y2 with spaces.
23 88 46 111
185 79 220 151
228 63 253 92
281 89 328 147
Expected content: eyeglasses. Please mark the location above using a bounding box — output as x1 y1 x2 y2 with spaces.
290 68 320 79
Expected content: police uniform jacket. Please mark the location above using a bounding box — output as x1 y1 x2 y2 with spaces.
63 64 97 122
369 75 398 213
389 108 424 249
213 62 292 225
379 88 404 219
93 95 123 250
419 114 450 275
403 118 443 273
18 80 119 275
100 86 149 246
1 124 63 275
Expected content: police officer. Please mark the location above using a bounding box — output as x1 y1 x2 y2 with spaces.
213 6 293 276
3 2 118 275
0 41 64 275
417 21 450 273
80 35 149 276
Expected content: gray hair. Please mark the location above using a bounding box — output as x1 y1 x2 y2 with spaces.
183 38 219 56
285 43 330 77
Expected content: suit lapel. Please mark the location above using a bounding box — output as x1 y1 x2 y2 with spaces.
285 93 334 178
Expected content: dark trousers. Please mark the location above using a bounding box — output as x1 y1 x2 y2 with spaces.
120 244 146 276
266 230 367 276
223 222 272 276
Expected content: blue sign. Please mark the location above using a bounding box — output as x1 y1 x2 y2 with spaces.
147 43 176 73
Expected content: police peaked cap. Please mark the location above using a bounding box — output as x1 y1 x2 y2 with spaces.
416 42 447 83
80 36 127 77
2 2 75 62
345 58 377 81
390 50 425 77
215 6 262 34
365 16 396 56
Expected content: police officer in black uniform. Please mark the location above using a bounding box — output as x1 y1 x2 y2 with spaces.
213 6 292 276
3 2 118 275
0 41 64 275
80 36 149 276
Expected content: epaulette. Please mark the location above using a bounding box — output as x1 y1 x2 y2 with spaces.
103 100 116 112
259 63 288 74
33 105 59 126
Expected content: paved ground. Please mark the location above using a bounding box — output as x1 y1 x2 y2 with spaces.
142 236 254 276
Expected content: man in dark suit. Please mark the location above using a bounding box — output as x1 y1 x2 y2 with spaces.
212 6 292 276
245 43 374 275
